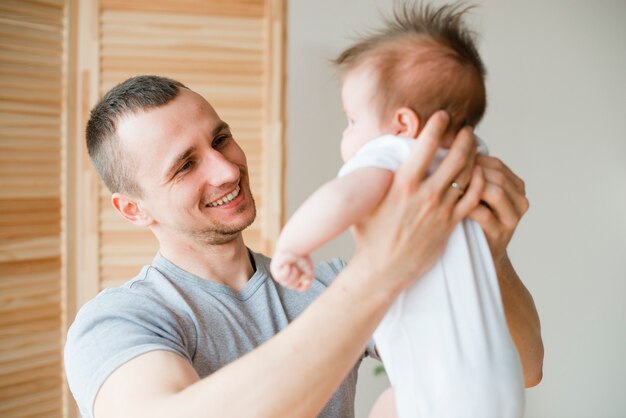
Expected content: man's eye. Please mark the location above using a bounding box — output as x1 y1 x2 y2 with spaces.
213 134 230 148
177 160 193 174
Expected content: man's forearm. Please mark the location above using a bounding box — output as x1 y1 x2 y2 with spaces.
144 260 398 418
496 254 544 387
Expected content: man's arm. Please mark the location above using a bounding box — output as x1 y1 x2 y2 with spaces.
95 257 402 418
271 167 393 289
470 155 544 387
494 256 544 387
93 111 482 418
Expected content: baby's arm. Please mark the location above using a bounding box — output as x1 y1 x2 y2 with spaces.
271 167 393 291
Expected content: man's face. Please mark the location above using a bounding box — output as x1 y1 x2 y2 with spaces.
117 89 256 245
340 66 389 162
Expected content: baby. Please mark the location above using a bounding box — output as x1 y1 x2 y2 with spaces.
271 3 524 417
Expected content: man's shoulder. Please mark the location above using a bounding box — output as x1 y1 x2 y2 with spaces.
64 264 195 418
69 264 180 332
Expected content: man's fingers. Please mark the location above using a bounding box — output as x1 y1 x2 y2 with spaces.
395 110 450 186
453 166 484 222
441 128 478 207
432 126 476 200
481 182 520 230
480 166 529 217
468 203 499 239
476 155 526 195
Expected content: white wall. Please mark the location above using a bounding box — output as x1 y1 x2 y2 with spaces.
286 1 626 417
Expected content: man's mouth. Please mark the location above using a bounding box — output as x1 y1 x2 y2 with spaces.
207 185 241 207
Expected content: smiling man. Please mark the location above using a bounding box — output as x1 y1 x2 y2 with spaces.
64 75 542 418
107 86 257 290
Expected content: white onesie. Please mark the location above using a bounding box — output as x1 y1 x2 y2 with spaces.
339 135 525 418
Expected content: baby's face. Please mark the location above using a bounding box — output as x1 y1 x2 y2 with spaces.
340 66 389 162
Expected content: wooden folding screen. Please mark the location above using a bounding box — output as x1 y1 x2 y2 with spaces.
0 0 285 416
0 1 66 417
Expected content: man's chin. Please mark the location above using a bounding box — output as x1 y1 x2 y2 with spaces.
194 212 256 245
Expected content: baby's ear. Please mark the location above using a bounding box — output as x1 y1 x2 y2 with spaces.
390 107 420 139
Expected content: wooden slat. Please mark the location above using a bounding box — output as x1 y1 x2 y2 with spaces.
0 289 61 317
0 102 59 120
0 83 62 103
0 61 62 80
0 340 61 368
0 176 60 186
0 76 64 95
0 363 59 388
1 401 61 418
101 11 263 38
0 0 64 18
0 29 62 51
0 276 59 304
0 256 60 275
0 318 60 338
0 137 61 149
0 188 60 199
0 376 62 403
101 0 264 18
0 302 60 328
0 225 60 240
0 210 64 226
0 233 60 264
0 163 60 176
0 15 61 35
0 197 60 210
0 385 61 415
0 46 62 67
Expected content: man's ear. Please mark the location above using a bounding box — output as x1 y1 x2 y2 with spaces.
390 107 420 139
111 193 153 227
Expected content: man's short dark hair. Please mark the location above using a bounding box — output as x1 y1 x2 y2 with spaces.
86 75 187 196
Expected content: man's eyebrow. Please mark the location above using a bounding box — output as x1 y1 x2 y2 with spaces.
213 121 230 136
164 147 195 181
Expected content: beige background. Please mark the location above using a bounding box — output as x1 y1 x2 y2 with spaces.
286 1 626 417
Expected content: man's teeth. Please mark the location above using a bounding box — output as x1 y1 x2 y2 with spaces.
208 186 240 207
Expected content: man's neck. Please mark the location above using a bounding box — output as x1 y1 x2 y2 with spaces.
158 234 255 292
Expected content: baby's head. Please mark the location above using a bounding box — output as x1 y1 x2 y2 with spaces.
335 2 487 161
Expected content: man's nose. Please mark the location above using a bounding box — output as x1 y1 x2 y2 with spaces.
202 151 240 186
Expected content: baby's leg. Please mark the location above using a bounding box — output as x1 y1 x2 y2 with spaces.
374 219 524 417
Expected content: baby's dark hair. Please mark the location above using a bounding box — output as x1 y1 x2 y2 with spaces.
334 2 486 131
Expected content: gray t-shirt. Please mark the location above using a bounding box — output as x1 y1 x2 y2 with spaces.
64 250 375 418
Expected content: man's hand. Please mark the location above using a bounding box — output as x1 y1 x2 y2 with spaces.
469 155 529 266
352 111 485 293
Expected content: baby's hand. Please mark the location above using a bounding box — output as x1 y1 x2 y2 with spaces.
270 251 315 292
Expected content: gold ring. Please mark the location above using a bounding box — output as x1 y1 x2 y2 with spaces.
450 181 466 194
